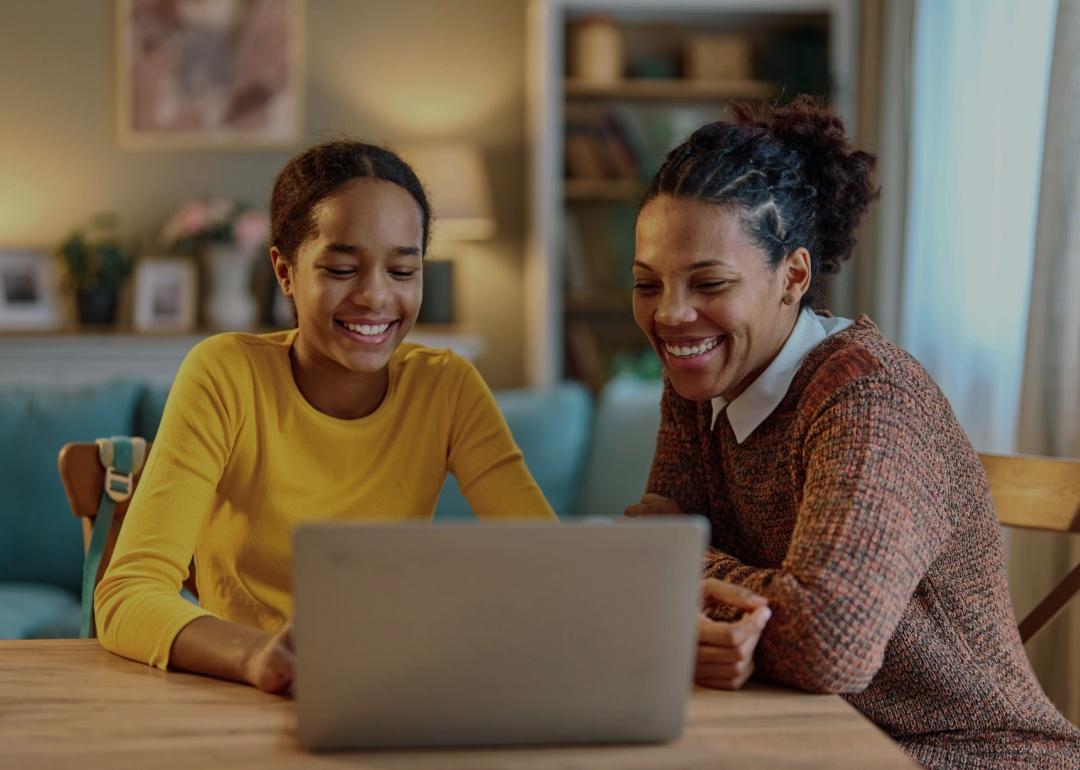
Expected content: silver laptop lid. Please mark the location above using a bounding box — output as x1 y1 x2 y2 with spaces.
294 518 707 750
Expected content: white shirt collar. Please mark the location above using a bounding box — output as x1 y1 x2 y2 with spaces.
710 309 854 442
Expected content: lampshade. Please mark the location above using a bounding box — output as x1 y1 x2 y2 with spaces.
399 143 495 243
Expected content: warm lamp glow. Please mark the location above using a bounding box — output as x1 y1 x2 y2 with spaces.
0 187 47 241
398 143 495 243
347 69 515 137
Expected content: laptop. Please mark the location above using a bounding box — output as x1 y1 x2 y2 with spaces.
293 517 707 750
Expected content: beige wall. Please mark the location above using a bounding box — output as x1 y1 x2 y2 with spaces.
0 0 529 388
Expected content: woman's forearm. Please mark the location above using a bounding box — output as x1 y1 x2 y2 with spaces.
704 545 905 694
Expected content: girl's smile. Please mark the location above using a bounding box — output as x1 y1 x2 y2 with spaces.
336 318 398 345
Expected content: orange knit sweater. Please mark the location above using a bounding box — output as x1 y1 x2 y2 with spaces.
648 317 1080 769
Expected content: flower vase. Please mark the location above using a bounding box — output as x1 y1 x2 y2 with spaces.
203 244 258 331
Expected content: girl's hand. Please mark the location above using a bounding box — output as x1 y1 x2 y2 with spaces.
624 493 684 517
694 579 771 690
244 621 295 695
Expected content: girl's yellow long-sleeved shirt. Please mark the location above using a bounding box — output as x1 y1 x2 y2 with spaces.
95 330 555 669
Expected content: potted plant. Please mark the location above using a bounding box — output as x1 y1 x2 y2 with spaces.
57 213 135 327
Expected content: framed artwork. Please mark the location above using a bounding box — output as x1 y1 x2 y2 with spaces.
116 0 304 150
133 257 198 332
0 248 63 330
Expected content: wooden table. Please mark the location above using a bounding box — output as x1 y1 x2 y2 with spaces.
0 640 918 769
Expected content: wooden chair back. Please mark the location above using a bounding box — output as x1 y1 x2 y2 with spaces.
57 442 198 618
979 452 1080 643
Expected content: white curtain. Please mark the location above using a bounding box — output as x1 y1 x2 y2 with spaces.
861 0 916 343
899 0 1080 723
901 0 1057 452
1014 0 1080 725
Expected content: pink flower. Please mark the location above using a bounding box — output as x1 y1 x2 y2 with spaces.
206 198 234 227
233 209 269 253
160 198 270 255
161 200 210 247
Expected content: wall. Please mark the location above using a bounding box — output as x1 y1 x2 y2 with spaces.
0 0 529 388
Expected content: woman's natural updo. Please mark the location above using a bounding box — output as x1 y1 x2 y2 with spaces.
641 96 878 308
270 140 432 263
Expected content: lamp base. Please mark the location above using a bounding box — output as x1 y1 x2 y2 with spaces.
418 259 454 325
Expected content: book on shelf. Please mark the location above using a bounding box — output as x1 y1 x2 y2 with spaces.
604 107 648 176
562 210 592 292
564 105 645 181
564 123 608 179
597 113 637 179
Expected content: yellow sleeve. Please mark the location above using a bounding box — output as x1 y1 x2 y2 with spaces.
94 335 248 669
446 357 557 520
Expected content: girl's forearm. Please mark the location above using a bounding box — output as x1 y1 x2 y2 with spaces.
168 615 271 686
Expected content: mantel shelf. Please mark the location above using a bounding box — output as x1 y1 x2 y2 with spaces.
0 326 486 388
0 324 477 339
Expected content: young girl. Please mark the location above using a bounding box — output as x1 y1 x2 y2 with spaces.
95 141 555 693
626 97 1080 768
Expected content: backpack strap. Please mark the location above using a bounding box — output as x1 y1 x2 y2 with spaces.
80 436 147 639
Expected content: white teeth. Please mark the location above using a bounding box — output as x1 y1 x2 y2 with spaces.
664 337 720 358
342 321 391 336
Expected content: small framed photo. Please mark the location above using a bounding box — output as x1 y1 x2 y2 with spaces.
0 248 63 330
116 0 305 150
133 257 198 332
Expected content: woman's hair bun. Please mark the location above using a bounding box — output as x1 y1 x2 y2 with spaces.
731 96 879 273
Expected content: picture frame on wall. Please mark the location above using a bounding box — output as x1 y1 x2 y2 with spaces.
133 257 198 332
116 0 304 150
0 248 63 330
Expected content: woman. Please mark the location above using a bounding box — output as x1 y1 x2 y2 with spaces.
626 97 1080 768
95 141 556 693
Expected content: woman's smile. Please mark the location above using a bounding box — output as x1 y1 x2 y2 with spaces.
659 335 726 369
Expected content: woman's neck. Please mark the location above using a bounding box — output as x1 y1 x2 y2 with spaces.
289 340 389 420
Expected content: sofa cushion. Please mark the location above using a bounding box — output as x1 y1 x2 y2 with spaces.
134 384 170 440
576 375 664 517
435 382 593 519
0 583 81 639
0 380 143 593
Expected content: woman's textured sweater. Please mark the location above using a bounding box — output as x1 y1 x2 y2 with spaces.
648 317 1080 769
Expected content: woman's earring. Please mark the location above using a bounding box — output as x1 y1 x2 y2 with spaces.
782 293 796 306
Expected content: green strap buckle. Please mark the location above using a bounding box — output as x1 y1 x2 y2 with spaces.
82 436 147 638
95 436 145 502
105 469 134 501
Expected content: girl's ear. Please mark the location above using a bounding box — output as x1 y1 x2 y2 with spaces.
270 247 294 297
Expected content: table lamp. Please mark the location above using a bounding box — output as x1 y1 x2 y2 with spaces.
399 143 494 324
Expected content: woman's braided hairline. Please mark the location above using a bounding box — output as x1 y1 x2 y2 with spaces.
641 96 878 308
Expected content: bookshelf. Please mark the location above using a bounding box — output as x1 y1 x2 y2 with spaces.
565 288 634 314
564 77 779 102
563 178 641 202
525 0 859 388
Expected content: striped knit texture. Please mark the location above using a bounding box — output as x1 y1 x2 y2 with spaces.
648 317 1080 769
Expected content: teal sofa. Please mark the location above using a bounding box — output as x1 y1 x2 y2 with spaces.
0 376 663 640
